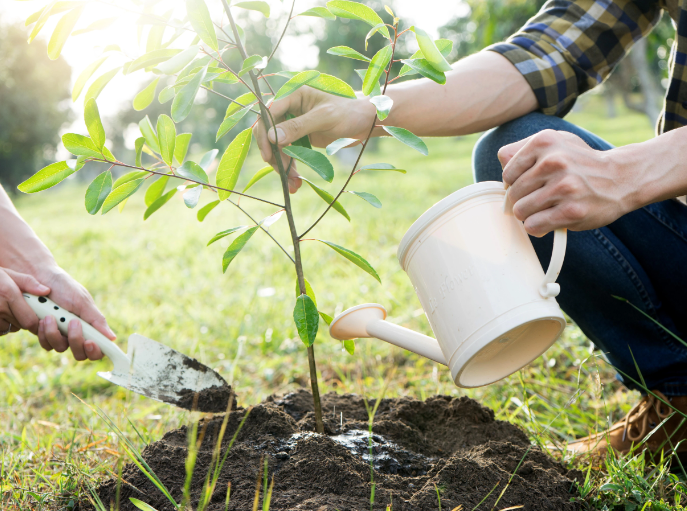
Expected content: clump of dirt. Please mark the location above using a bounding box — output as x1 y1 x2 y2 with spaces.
87 391 582 510
174 385 236 413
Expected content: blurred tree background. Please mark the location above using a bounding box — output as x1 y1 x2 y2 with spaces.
0 19 72 193
0 0 677 189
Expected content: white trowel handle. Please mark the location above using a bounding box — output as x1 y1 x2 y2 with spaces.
23 293 129 370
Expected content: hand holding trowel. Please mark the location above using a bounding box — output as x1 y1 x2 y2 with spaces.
23 293 231 413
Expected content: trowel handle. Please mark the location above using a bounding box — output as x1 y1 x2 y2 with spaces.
23 293 130 370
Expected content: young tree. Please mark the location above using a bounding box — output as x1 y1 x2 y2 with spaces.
17 0 451 433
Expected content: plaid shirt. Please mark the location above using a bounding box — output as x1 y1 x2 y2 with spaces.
489 0 687 134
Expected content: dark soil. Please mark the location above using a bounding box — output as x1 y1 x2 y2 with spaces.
174 385 236 414
87 391 582 510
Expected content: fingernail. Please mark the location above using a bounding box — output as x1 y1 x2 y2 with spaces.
85 342 94 353
268 127 285 144
106 326 116 339
37 284 50 293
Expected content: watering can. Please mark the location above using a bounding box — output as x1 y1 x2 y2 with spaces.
329 181 568 388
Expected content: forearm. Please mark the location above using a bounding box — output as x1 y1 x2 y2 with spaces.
0 186 57 274
613 125 687 212
376 51 539 137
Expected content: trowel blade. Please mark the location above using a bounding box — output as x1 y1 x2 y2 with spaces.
97 333 231 413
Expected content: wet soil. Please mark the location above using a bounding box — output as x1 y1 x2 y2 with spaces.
88 391 582 510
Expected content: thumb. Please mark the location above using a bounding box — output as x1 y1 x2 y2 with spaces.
497 137 530 169
4 269 50 296
267 109 323 147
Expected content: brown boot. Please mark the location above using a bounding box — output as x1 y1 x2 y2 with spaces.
566 391 687 462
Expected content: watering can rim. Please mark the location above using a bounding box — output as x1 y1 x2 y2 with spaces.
396 181 506 270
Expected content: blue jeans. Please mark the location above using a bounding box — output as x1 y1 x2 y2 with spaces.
472 112 687 395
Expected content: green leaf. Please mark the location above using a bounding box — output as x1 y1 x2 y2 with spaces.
113 171 148 188
155 45 199 74
72 56 108 101
85 170 112 214
130 498 160 511
186 0 218 50
84 67 121 103
234 1 270 17
72 17 117 36
358 163 405 173
363 45 392 97
146 23 165 53
370 95 392 121
172 64 207 122
382 126 428 155
302 179 350 221
48 6 83 60
293 294 319 347
326 138 358 156
68 156 87 172
326 46 370 62
325 1 389 37
144 188 177 219
307 73 356 99
126 49 182 75
399 40 452 77
199 149 219 171
222 226 259 272
349 190 381 208
27 1 61 43
364 22 386 51
62 133 103 159
343 339 355 354
411 27 452 72
174 133 192 164
135 137 145 167
84 99 106 151
273 71 320 102
212 71 239 85
319 311 332 325
158 85 176 104
284 113 312 148
134 78 160 111
139 116 160 154
317 240 381 282
176 161 208 184
243 165 273 193
144 175 169 206
354 69 380 97
294 277 318 307
239 55 267 76
102 179 145 214
281 146 334 183
399 58 446 84
156 114 176 166
216 107 252 142
207 226 247 246
216 128 252 201
197 200 220 221
224 92 257 118
18 161 75 193
298 7 335 20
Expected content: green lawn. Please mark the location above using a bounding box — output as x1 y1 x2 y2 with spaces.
4 98 681 510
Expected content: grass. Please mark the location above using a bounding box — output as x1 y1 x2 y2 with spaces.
1 95 680 510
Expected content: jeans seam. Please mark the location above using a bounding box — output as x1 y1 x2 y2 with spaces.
643 204 687 245
590 229 686 359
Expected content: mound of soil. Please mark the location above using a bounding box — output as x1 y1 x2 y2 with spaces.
88 391 582 510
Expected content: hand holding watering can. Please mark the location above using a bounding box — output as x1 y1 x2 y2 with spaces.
329 181 567 388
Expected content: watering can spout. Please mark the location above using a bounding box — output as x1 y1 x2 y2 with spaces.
329 304 447 365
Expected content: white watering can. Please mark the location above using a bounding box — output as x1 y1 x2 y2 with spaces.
329 181 568 388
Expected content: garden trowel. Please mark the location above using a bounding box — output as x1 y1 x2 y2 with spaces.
23 293 231 413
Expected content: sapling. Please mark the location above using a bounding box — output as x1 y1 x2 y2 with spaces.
18 0 452 433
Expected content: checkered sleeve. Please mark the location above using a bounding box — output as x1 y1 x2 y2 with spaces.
488 0 663 117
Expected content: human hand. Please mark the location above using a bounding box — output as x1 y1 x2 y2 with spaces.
253 87 375 193
499 130 636 237
31 266 116 361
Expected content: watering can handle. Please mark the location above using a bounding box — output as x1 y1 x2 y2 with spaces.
503 185 567 299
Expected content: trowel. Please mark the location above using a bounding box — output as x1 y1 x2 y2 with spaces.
23 293 231 413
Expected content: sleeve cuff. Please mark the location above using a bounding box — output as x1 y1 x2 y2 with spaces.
486 40 581 118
